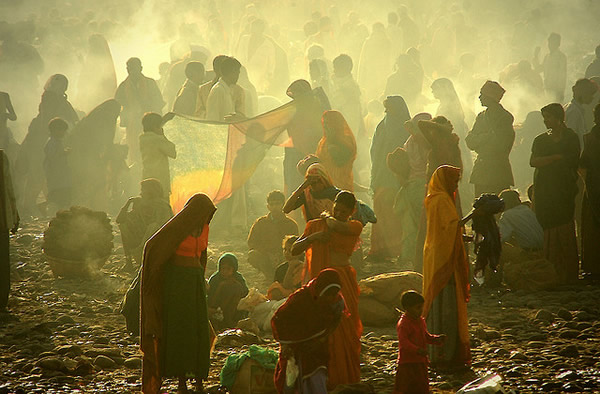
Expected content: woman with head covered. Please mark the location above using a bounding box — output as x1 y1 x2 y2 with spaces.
140 193 216 394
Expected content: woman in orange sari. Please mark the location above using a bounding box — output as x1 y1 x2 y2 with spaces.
141 193 216 394
316 110 357 191
292 191 363 389
422 166 471 367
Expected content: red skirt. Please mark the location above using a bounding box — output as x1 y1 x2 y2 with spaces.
394 362 429 394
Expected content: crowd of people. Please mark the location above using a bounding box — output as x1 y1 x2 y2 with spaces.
1 0 600 393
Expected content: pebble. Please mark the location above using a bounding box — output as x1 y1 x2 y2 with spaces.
93 355 116 369
534 309 554 322
556 308 573 321
558 345 579 358
123 358 142 369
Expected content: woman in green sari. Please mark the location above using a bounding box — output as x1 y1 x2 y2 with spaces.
140 193 216 394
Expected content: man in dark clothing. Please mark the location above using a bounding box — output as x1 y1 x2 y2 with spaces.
466 81 515 197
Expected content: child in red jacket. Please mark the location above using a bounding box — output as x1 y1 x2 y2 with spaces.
394 291 445 394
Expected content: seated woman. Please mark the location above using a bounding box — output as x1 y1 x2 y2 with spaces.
291 191 363 389
268 235 304 301
116 178 173 270
271 269 345 393
207 253 249 330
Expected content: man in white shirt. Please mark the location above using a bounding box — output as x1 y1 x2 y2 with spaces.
565 78 598 148
206 56 246 122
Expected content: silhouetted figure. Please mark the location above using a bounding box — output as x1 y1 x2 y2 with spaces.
358 23 392 102
115 57 165 164
19 74 78 217
195 55 228 119
0 149 19 313
206 57 246 122
69 99 121 210
76 34 117 113
139 113 176 198
565 78 598 148
579 103 600 279
172 61 205 116
284 80 329 194
585 45 600 78
369 96 411 260
44 118 72 215
534 33 567 102
530 103 580 284
466 81 515 197
330 54 364 157
0 92 19 166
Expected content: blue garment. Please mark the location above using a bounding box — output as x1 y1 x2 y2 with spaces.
498 204 544 250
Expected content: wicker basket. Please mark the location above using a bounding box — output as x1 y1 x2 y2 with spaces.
45 253 109 278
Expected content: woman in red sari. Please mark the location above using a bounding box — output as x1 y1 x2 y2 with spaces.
271 269 345 393
316 111 357 191
292 191 363 389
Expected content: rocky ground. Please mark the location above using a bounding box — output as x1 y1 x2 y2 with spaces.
0 219 599 393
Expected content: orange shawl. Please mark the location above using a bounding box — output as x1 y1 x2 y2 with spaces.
422 166 470 352
316 110 357 191
301 218 362 280
140 193 216 393
300 217 363 387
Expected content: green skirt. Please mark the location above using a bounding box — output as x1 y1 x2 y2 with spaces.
162 264 211 379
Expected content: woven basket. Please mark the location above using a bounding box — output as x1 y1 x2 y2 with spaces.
45 253 109 278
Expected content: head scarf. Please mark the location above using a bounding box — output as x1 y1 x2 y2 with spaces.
296 154 321 176
427 165 461 201
308 268 342 298
320 110 356 148
480 80 505 102
218 252 239 271
305 163 334 187
384 95 411 120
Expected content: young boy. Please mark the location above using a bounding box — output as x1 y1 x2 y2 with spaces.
139 112 176 198
44 117 72 215
207 253 249 330
267 235 304 300
248 190 298 279
395 291 445 394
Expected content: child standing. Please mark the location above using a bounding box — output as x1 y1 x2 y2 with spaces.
395 291 445 394
44 117 72 215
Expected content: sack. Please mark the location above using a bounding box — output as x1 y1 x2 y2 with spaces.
503 258 559 291
358 296 396 327
359 271 423 309
221 345 278 393
249 298 286 333
237 288 268 312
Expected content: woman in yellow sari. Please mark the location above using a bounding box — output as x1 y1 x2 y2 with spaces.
422 165 471 367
